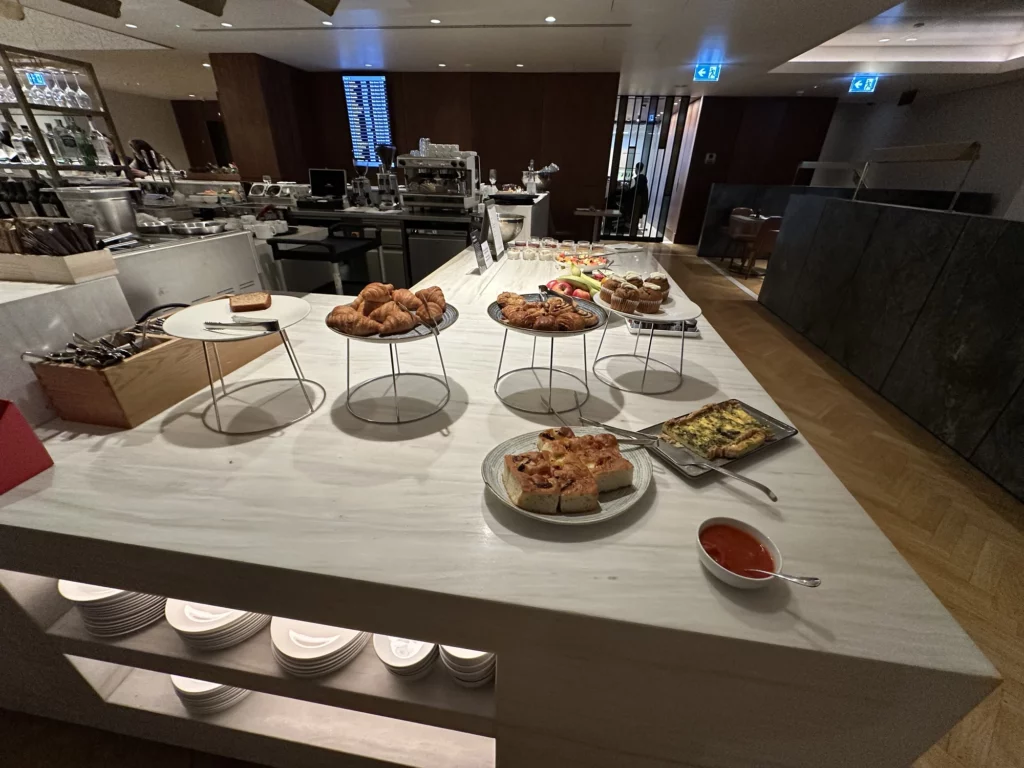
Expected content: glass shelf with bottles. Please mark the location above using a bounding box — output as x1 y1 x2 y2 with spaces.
1 58 99 113
0 117 120 170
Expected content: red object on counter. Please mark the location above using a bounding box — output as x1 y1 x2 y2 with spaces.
0 400 54 494
699 524 774 578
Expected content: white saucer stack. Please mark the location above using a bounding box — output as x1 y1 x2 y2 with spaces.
372 634 438 680
57 580 166 638
270 617 370 678
439 645 496 688
164 599 270 651
170 675 251 715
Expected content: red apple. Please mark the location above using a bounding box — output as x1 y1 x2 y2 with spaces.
571 288 591 300
591 270 606 281
546 279 560 289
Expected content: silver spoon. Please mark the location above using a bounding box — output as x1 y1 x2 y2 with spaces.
745 569 821 588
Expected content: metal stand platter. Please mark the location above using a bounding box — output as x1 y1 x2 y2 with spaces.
333 304 458 425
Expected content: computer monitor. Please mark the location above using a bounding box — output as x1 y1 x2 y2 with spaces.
309 168 348 198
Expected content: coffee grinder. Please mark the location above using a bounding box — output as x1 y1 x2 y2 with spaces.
376 144 400 210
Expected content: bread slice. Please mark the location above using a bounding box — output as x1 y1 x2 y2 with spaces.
229 291 272 312
536 427 576 452
552 462 599 513
577 448 634 493
502 453 559 514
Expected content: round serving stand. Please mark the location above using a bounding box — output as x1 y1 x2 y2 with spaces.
161 296 326 435
488 294 608 415
591 293 703 396
331 304 459 425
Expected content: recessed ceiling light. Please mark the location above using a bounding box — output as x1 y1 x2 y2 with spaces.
545 16 556 23
905 37 917 42
202 62 211 68
189 94 196 97
365 63 373 67
430 18 441 24
438 63 446 67
175 24 180 28
796 90 805 95
516 63 524 67
879 38 890 42
813 85 819 88
322 20 332 26
125 23 137 28
221 22 232 27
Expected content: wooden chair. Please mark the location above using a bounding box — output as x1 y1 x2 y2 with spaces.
736 216 782 278
721 207 755 260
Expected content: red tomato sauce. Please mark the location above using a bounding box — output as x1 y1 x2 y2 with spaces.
700 524 775 578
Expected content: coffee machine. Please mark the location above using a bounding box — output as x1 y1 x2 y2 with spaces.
376 144 400 210
397 150 480 211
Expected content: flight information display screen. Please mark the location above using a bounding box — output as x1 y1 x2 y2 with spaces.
342 75 393 167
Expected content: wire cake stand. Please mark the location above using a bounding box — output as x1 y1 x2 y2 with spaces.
591 293 703 395
488 293 608 415
329 304 459 424
161 296 326 436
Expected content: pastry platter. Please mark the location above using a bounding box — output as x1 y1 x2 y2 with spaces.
593 291 702 325
327 304 459 344
487 292 608 337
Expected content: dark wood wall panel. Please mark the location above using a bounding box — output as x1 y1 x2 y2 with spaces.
209 53 279 181
389 72 474 163
470 73 544 190
673 96 837 244
257 57 310 183
171 100 218 168
298 72 354 172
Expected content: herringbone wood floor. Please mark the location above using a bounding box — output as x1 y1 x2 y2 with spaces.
660 244 1024 768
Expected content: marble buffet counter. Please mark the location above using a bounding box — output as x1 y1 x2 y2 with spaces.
0 245 998 768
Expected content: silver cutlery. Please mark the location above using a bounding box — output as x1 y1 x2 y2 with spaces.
745 569 820 587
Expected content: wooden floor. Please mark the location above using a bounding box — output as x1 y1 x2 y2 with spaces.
3 245 1022 767
659 244 1024 768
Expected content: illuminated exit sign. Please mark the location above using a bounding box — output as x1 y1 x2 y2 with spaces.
849 73 880 93
693 63 721 82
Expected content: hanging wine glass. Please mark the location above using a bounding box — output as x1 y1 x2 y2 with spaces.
19 70 41 104
71 72 92 110
60 71 79 108
46 70 66 107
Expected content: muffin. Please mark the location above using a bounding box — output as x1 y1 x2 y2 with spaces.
623 271 644 288
637 283 664 314
647 272 670 299
610 283 640 314
599 275 623 303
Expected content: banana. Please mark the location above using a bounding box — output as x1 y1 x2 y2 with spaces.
570 265 582 277
559 273 602 293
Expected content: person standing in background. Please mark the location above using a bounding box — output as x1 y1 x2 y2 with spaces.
622 162 649 238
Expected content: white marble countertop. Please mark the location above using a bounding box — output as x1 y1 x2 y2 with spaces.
0 247 994 682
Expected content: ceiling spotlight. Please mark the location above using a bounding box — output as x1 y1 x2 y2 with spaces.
430 18 440 24
813 85 819 88
545 16 556 22
322 20 332 25
365 63 372 67
202 62 211 67
438 63 446 67
905 37 917 42
221 22 232 27
176 24 181 28
879 38 890 42
516 63 524 67
796 90 805 95
189 93 196 97
125 23 137 28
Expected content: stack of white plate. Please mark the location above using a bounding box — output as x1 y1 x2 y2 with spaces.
270 617 370 678
439 645 496 688
372 634 438 680
57 580 166 638
170 675 251 715
165 599 270 651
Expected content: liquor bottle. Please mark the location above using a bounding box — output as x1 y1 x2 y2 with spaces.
13 181 34 216
17 125 42 165
87 120 113 165
54 120 82 163
40 187 63 217
71 121 97 166
41 122 66 164
0 182 14 217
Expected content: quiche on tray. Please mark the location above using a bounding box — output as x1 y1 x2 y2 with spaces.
660 400 772 460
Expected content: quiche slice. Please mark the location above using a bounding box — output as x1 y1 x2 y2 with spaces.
660 400 771 460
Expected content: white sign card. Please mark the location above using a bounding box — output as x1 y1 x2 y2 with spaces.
486 204 506 257
471 232 493 272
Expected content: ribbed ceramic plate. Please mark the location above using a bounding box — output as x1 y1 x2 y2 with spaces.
482 426 653 525
327 303 459 344
486 293 608 337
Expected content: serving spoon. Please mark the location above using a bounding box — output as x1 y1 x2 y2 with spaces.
744 569 821 588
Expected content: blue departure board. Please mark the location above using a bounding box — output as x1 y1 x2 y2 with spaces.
342 75 393 167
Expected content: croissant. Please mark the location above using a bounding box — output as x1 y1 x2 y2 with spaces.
533 315 559 332
368 300 401 323
350 296 364 312
416 286 446 311
417 301 444 326
392 288 423 312
379 310 417 335
327 306 382 336
359 282 394 303
497 291 525 308
555 312 587 331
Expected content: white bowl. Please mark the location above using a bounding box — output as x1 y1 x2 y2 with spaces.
696 516 782 590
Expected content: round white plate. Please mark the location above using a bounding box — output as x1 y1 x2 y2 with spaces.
482 427 653 526
372 635 437 670
58 581 127 604
270 617 363 661
165 599 249 634
593 291 702 324
439 645 491 663
162 295 311 342
171 675 228 695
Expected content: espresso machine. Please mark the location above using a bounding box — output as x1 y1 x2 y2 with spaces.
376 144 400 210
397 150 480 211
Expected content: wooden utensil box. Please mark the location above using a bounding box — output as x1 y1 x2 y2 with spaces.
31 333 282 429
0 248 117 284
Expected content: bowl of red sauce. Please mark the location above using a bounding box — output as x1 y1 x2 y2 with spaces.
697 517 781 589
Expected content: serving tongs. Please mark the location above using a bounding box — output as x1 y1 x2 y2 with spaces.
578 416 778 502
204 315 281 332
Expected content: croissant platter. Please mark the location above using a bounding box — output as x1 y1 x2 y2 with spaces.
326 284 447 338
495 292 599 332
